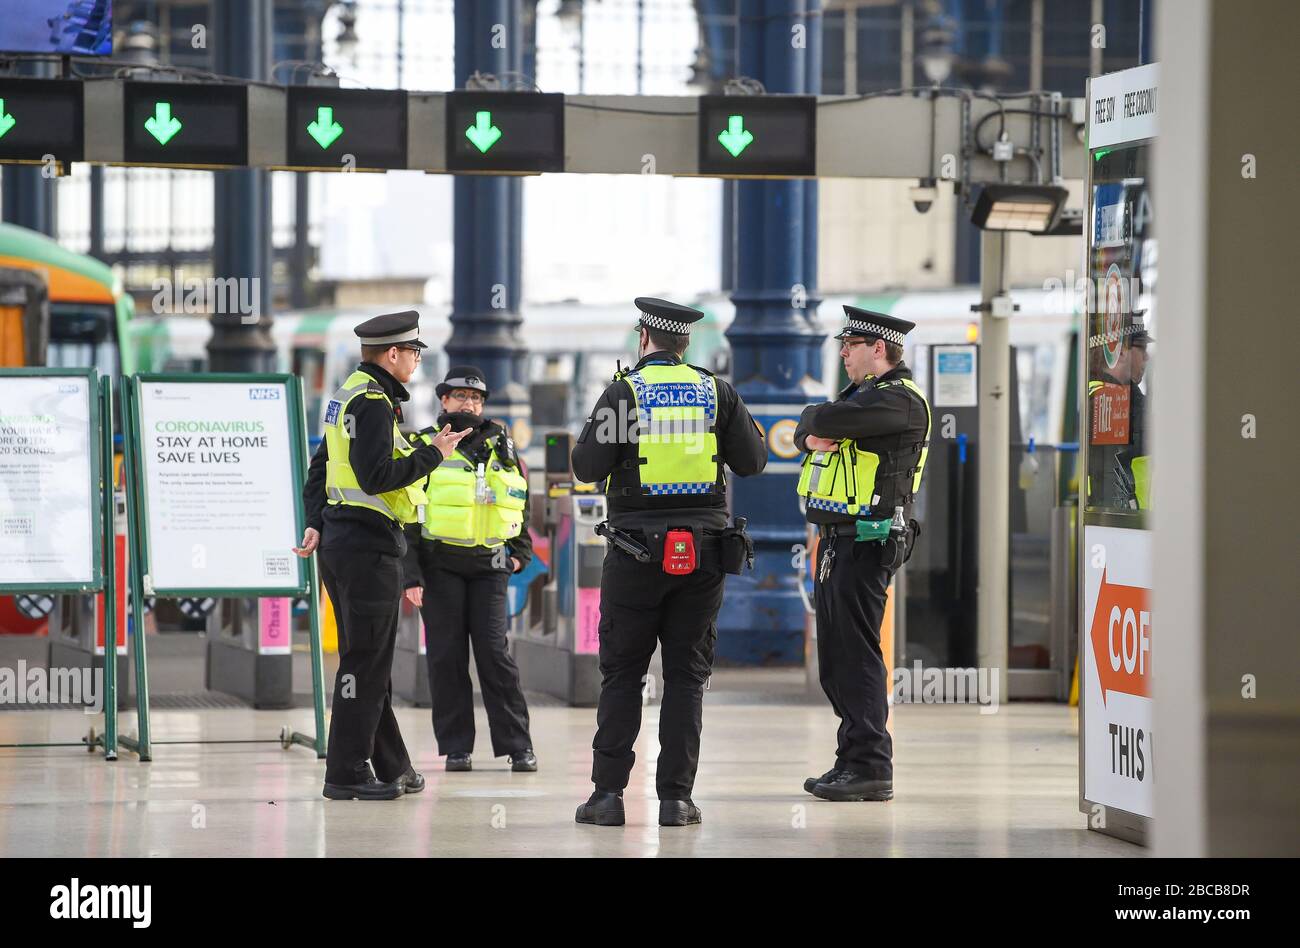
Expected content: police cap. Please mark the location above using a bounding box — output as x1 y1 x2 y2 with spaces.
634 297 705 336
1129 310 1154 347
835 305 916 346
354 310 427 349
437 365 490 400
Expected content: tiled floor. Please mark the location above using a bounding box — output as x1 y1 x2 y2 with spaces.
0 670 1137 857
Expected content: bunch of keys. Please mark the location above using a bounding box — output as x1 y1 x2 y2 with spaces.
818 543 836 582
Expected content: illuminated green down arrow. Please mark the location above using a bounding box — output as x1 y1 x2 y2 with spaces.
307 106 344 149
717 114 754 158
465 110 502 153
0 100 16 140
144 102 182 145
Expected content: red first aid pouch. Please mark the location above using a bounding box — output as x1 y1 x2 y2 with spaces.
662 528 697 575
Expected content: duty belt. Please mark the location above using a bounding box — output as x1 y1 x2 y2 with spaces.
817 523 860 539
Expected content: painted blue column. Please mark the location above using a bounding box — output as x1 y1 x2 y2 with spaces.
719 0 824 665
451 0 530 442
209 0 276 372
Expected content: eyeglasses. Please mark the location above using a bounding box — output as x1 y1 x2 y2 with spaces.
396 346 422 361
447 390 484 404
839 338 870 352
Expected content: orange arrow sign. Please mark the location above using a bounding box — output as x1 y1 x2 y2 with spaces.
1089 568 1151 706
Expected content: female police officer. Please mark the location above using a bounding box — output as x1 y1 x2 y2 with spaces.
403 366 537 773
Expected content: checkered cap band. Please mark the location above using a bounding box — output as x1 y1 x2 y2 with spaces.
645 481 717 495
845 319 905 345
639 312 692 334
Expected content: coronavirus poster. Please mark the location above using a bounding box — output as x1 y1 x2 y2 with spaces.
0 374 95 587
135 379 304 593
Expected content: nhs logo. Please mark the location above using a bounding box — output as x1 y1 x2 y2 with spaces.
642 382 708 408
248 387 281 401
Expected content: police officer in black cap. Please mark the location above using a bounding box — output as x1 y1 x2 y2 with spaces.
570 298 767 827
794 305 931 802
402 366 537 774
297 310 470 800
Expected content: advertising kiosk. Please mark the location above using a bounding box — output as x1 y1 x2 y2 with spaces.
1079 62 1158 844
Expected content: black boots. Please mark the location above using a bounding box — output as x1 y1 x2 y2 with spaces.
804 768 847 794
445 753 472 772
509 749 538 772
811 771 894 802
658 799 702 826
396 769 426 794
575 790 626 826
322 776 402 801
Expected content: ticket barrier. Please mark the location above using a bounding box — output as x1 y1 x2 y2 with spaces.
204 597 295 709
394 599 433 706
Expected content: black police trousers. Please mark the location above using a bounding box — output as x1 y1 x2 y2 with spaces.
320 548 412 786
420 552 532 758
814 535 894 780
591 548 724 800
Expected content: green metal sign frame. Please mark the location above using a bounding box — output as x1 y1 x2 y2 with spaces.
124 373 310 597
0 369 119 759
0 367 103 594
119 373 326 761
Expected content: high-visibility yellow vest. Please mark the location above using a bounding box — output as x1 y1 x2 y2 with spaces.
796 377 931 517
323 369 425 524
1131 454 1150 509
621 362 723 497
420 436 528 548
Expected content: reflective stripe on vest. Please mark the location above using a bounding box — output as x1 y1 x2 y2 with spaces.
796 376 931 515
322 370 424 524
624 363 722 496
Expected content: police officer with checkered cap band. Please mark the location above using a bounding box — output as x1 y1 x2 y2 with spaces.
570 297 767 828
793 304 932 803
297 310 471 801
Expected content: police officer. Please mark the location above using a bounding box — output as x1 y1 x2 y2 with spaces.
571 298 767 827
1087 313 1152 509
794 306 930 802
402 366 537 773
297 311 470 801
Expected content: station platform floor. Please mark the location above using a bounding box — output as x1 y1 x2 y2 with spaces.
0 669 1136 858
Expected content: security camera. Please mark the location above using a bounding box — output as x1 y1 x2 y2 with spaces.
910 179 938 214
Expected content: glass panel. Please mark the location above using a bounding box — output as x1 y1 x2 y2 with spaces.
1085 142 1154 515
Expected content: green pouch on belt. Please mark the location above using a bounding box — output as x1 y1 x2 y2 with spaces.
854 518 892 543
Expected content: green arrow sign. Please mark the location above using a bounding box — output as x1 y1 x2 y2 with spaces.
144 101 182 145
0 100 15 140
465 110 502 153
307 105 344 150
717 114 754 158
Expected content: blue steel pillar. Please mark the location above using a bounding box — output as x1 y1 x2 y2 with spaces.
719 0 824 665
450 0 530 442
208 0 276 372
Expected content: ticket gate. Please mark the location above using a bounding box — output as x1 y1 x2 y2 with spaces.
204 597 296 709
